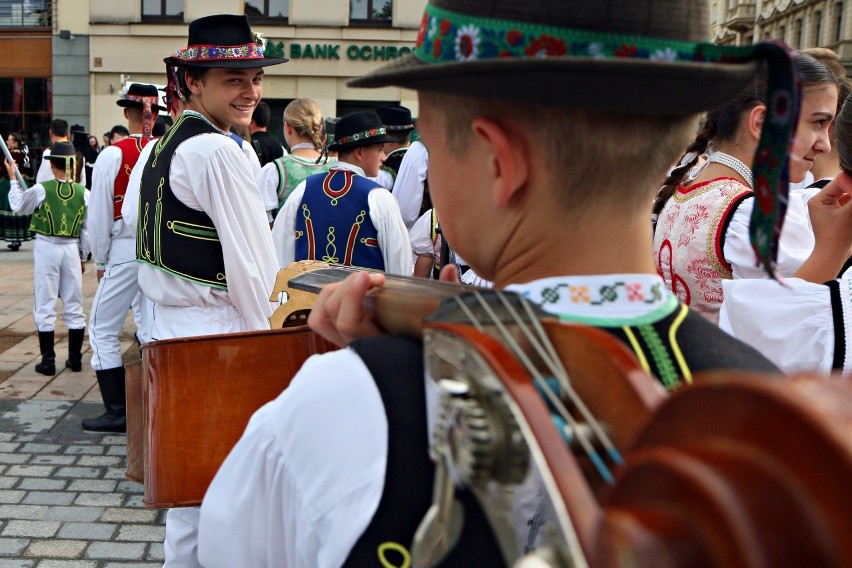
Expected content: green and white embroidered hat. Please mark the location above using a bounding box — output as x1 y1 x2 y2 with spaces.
348 0 762 115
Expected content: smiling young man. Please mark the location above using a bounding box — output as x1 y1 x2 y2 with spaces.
132 14 286 567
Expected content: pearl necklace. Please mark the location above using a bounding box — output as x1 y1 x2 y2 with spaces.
708 152 754 189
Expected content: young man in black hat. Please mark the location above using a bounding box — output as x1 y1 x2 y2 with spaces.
6 141 89 377
127 14 285 567
81 83 165 433
373 103 415 189
197 0 803 565
270 110 411 274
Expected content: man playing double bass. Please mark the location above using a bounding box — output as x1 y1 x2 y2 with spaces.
192 0 852 565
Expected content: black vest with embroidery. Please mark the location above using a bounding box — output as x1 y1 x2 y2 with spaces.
346 337 505 567
137 114 227 290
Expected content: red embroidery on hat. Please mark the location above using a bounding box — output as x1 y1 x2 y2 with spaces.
614 43 638 57
525 35 567 57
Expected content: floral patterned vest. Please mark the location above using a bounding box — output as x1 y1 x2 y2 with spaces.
652 177 753 324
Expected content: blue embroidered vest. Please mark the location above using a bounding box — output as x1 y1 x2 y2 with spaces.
295 168 384 270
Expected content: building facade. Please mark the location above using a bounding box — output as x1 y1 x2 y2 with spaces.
713 0 852 73
2 0 425 157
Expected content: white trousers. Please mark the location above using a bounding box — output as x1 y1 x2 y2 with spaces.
33 237 85 332
165 508 204 568
88 257 151 370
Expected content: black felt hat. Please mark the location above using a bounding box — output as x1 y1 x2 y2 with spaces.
328 112 395 152
117 83 167 113
376 105 415 132
47 141 76 160
69 124 88 136
163 14 287 69
348 0 760 115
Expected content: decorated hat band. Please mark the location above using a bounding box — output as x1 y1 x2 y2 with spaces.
416 2 801 279
169 41 265 63
335 127 388 147
123 94 159 138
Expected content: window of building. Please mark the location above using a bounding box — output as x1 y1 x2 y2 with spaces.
814 11 823 45
142 0 184 21
245 0 288 21
795 18 803 48
836 2 844 43
0 77 52 164
0 0 51 28
778 25 786 43
350 0 391 26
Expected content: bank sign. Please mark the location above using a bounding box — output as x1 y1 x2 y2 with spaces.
264 41 413 61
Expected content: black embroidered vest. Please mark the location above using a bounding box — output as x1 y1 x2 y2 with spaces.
137 114 227 290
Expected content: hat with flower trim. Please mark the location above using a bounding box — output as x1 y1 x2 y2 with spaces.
117 83 166 138
376 105 415 133
349 0 805 280
328 112 395 152
163 14 287 114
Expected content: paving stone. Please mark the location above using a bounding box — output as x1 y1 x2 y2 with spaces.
122 495 144 508
102 468 126 480
1 520 60 538
100 508 158 523
19 444 60 454
103 564 160 568
4 466 53 478
0 505 48 520
146 542 164 561
74 493 123 507
0 537 29 555
0 454 29 465
24 539 86 558
0 443 20 453
17 479 66 491
13 436 37 443
0 490 25 504
36 562 96 568
115 481 141 493
56 522 116 541
105 447 125 457
0 560 35 568
116 525 165 542
67 480 117 493
75 456 121 467
0 434 14 442
53 467 101 479
22 492 76 506
85 541 145 560
64 446 103 456
45 507 104 522
100 436 126 446
0 478 17 490
29 455 76 466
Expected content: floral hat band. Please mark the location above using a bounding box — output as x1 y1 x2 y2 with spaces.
335 127 387 147
169 38 266 64
416 2 800 279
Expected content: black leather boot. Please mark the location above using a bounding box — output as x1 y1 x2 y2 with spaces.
82 367 127 433
35 331 55 376
65 328 85 372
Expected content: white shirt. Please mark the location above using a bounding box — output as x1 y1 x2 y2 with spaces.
368 168 394 191
88 140 143 268
391 140 428 230
720 277 851 374
270 161 413 275
197 273 672 567
124 111 278 336
9 178 90 258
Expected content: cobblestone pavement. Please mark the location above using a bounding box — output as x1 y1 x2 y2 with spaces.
0 244 166 567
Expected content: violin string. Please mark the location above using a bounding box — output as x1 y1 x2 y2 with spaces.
452 296 486 333
509 296 622 465
468 290 615 485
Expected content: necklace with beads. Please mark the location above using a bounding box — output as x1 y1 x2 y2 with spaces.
708 152 754 189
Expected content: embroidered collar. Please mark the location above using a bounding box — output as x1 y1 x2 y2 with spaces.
507 274 678 327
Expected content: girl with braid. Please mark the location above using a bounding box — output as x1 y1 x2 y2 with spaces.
653 51 840 323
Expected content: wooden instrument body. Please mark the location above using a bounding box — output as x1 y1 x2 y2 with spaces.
128 327 332 508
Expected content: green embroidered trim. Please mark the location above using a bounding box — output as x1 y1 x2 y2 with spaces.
168 220 220 241
635 324 680 390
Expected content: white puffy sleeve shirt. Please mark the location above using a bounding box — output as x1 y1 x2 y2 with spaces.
198 348 387 568
391 140 428 230
719 277 851 374
134 129 277 332
9 179 90 258
87 145 124 267
271 162 413 275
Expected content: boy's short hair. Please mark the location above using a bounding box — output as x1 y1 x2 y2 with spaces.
50 119 69 137
252 102 271 127
110 125 130 139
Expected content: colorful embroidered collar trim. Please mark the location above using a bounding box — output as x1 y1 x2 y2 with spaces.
335 127 387 146
414 3 800 279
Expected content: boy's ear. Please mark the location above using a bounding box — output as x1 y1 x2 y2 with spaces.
470 117 530 206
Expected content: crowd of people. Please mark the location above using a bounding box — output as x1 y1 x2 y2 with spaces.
2 0 852 564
